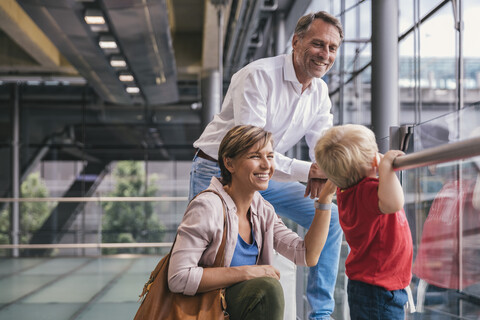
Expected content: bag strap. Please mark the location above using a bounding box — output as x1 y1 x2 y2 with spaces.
200 190 228 267
167 189 227 267
139 189 228 300
193 189 228 268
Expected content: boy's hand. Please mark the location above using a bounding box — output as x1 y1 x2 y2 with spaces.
378 150 405 214
378 150 404 173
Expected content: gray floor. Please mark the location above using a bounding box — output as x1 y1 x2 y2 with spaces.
1 256 479 320
0 256 158 320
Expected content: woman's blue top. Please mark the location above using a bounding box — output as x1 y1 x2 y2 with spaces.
229 230 258 267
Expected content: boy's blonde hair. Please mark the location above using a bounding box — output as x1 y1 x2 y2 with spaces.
315 124 378 189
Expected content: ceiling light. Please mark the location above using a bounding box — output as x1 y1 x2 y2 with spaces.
155 73 166 84
110 56 127 68
119 73 134 82
99 37 117 49
85 15 105 25
191 102 202 110
99 35 119 54
84 9 108 32
126 86 140 94
84 8 105 25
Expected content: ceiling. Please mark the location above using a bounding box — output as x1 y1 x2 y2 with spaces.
0 0 317 167
0 0 312 107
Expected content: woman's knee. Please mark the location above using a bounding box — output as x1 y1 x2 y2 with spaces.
245 277 284 315
226 277 285 320
258 277 284 298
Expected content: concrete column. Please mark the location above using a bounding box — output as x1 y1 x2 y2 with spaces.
371 0 399 152
274 12 286 56
217 5 224 100
200 69 221 130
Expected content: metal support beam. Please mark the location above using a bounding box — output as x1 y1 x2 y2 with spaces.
371 0 399 152
0 0 61 68
218 5 224 99
11 83 20 257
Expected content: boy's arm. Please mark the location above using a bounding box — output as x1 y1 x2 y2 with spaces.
377 150 405 214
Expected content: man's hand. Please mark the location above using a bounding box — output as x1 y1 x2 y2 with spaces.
305 178 327 199
305 163 328 198
308 163 326 179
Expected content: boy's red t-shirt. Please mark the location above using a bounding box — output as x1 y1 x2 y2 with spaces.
336 177 413 291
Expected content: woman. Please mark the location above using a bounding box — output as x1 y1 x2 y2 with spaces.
168 125 336 320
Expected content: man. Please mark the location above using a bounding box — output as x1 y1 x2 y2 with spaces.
190 11 343 320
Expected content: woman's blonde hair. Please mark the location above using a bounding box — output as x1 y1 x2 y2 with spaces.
315 124 378 189
218 125 273 185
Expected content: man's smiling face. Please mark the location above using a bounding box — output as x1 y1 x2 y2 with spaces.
292 19 341 85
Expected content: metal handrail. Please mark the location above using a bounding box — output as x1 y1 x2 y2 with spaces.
0 196 188 203
0 242 173 250
393 135 480 171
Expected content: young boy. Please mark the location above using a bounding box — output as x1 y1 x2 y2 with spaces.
315 124 414 320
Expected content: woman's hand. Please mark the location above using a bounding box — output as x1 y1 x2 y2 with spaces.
317 179 336 203
198 265 280 293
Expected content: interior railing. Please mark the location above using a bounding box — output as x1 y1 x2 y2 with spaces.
393 135 480 171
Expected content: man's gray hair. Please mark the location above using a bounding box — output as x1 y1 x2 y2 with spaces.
295 11 344 41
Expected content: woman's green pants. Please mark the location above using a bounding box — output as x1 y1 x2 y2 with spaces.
225 277 285 320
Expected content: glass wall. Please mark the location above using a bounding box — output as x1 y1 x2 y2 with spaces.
304 1 480 318
403 102 480 318
0 84 197 258
307 0 480 128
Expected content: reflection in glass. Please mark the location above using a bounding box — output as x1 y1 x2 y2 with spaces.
404 104 480 318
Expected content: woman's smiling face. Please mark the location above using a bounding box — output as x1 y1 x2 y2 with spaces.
228 140 275 192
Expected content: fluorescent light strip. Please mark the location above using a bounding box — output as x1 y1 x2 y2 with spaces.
119 74 134 82
110 59 127 67
99 40 117 49
126 87 140 94
85 16 105 24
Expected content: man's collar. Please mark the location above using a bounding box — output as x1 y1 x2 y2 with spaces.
284 53 299 83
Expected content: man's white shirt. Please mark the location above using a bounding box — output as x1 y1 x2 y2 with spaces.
194 53 333 183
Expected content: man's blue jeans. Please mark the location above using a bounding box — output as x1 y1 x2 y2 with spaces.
189 154 342 320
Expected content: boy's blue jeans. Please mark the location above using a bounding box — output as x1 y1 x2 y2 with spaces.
347 279 408 320
189 155 342 320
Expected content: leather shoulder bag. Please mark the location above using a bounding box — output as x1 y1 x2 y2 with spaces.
134 190 229 320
